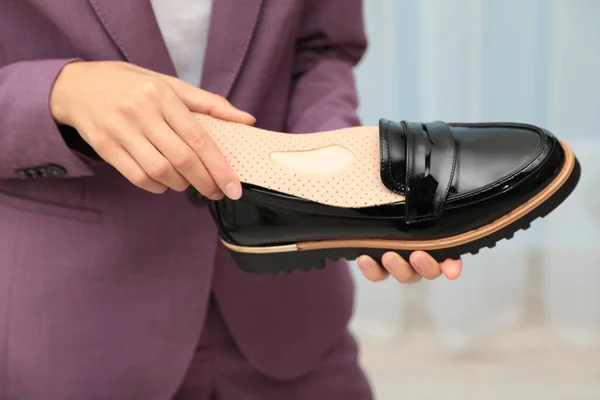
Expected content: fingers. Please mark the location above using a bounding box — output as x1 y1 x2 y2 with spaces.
195 93 257 125
159 93 242 199
359 251 464 284
381 252 422 284
441 259 463 280
123 137 189 193
122 65 255 125
357 255 389 282
160 75 256 125
95 144 168 194
408 251 443 280
110 115 189 192
139 115 224 199
408 252 463 280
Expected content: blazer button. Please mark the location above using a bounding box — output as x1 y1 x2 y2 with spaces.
187 187 208 205
15 169 29 178
43 164 67 178
26 168 40 178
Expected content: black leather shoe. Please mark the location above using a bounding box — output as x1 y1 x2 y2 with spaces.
198 115 580 274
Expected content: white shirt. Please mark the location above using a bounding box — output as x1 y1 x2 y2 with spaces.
150 0 213 87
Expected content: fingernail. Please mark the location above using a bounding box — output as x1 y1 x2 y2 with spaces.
209 191 224 200
225 182 242 200
412 256 431 270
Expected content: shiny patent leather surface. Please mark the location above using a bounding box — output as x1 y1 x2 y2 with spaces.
401 121 457 223
210 120 565 247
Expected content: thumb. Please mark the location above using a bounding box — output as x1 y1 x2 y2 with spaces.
162 76 256 125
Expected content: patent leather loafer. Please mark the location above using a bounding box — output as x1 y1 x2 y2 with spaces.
194 114 581 274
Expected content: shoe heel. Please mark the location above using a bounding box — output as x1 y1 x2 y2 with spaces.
227 248 328 274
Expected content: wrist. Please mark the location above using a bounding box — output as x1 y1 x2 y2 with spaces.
49 61 85 126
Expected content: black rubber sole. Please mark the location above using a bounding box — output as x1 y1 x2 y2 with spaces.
226 158 581 274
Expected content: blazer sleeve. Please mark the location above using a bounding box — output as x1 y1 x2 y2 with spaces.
0 59 94 180
286 0 367 133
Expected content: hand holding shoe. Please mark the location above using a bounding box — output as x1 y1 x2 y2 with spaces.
50 61 255 199
357 252 462 283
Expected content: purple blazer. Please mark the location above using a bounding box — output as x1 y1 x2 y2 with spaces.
0 0 367 397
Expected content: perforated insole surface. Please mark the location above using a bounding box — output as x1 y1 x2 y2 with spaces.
194 114 405 208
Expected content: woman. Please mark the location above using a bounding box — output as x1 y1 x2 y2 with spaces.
0 1 461 398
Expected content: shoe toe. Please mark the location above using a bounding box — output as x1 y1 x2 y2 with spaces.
451 123 563 196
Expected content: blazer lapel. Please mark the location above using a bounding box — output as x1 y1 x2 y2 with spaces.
87 0 177 76
201 0 264 97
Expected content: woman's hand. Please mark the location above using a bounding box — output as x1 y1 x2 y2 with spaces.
50 61 255 199
357 251 462 283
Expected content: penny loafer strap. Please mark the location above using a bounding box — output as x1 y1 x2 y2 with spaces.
379 119 407 193
379 119 457 223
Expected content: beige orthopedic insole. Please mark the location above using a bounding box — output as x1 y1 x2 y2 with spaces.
194 114 405 208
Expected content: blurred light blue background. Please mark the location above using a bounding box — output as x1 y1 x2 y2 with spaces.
349 1 600 398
